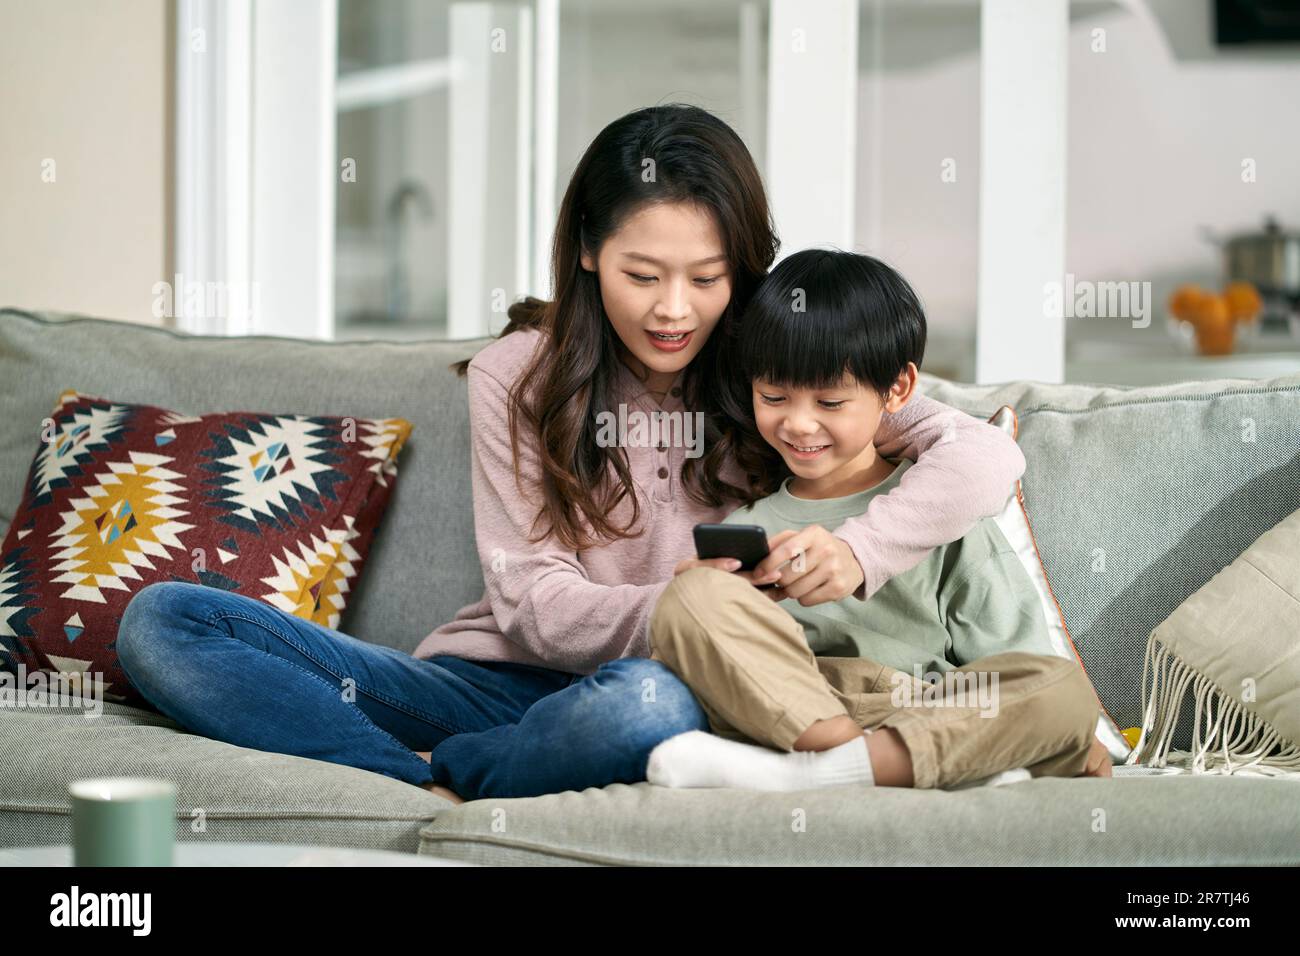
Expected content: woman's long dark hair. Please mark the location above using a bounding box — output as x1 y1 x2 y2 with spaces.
450 103 779 551
728 248 929 502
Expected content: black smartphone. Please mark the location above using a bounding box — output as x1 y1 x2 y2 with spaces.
693 523 778 589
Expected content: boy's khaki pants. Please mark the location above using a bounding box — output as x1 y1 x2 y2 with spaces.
648 567 1100 790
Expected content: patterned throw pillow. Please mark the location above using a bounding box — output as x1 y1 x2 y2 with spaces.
0 389 412 708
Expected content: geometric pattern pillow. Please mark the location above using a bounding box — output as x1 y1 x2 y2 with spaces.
986 405 1134 764
0 389 412 708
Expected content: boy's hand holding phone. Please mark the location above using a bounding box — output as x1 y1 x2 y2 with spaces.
681 523 780 588
672 555 779 590
683 523 866 606
672 555 747 576
751 526 866 606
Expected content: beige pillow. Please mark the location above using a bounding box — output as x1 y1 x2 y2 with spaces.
1128 506 1300 775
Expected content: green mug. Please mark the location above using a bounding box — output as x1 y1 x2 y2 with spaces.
69 777 176 866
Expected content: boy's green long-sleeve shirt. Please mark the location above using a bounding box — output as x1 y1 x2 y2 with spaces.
722 459 1055 675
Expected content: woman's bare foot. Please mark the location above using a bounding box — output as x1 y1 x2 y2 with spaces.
413 751 466 803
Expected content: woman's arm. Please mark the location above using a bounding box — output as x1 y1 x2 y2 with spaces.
464 364 669 673
835 393 1025 600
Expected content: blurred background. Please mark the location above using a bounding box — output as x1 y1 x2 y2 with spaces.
2 0 1298 385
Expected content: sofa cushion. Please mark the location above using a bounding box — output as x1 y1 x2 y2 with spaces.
916 371 1300 753
7 681 1296 865
416 776 1300 865
0 309 489 655
986 405 1132 761
0 388 411 708
0 687 452 852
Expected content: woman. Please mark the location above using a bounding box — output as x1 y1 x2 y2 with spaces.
118 104 1024 804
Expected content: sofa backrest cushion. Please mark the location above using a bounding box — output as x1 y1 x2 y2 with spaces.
1 309 489 655
918 371 1300 751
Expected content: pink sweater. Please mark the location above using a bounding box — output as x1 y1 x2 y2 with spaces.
412 327 1025 674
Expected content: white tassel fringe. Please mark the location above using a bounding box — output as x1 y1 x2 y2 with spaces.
1128 635 1300 777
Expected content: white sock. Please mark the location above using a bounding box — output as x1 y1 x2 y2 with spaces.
647 730 875 791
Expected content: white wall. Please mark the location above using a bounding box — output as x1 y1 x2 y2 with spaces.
5 0 1296 349
0 0 171 325
1066 5 1300 335
854 1 1300 379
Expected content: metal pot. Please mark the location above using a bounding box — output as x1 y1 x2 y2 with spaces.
1207 216 1300 297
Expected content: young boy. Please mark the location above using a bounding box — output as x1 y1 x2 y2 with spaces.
645 249 1109 791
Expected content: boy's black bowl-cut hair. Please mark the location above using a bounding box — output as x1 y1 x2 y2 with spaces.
735 248 927 397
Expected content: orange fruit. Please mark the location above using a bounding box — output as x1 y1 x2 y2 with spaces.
1192 294 1235 355
1223 281 1262 322
1168 284 1207 323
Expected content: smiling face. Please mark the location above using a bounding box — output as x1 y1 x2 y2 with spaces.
579 201 733 393
753 366 917 498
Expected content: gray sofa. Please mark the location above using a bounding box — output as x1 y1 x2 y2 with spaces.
2 307 1297 865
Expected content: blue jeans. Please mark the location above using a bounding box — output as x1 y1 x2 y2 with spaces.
116 581 708 800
